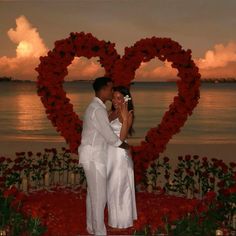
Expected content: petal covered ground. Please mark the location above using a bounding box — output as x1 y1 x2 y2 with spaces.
21 187 201 235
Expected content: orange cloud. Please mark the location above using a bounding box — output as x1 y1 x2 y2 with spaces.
196 41 236 78
8 15 48 58
198 62 236 78
197 42 236 69
67 57 104 80
0 15 47 80
135 61 178 81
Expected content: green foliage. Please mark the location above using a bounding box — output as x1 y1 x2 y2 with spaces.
0 188 46 235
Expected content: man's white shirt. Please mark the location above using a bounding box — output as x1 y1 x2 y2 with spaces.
78 97 122 165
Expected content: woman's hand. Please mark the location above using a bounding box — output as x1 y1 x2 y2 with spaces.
119 102 129 122
119 102 133 122
118 102 133 141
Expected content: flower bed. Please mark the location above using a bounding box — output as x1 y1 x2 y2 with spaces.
0 148 85 191
1 149 236 235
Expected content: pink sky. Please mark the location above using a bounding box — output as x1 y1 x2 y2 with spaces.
1 16 236 81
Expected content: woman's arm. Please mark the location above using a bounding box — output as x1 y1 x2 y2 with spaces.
119 102 133 141
120 113 133 141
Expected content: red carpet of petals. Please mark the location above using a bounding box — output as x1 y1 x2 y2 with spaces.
21 187 201 236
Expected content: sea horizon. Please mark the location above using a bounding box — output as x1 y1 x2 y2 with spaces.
1 77 236 83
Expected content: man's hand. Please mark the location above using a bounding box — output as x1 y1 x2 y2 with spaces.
119 141 129 150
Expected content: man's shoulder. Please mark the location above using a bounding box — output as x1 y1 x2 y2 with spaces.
85 98 105 116
88 98 103 109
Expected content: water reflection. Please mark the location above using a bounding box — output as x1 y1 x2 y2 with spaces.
65 92 93 119
16 94 45 131
0 82 236 144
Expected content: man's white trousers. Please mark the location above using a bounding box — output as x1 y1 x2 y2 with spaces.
81 161 107 235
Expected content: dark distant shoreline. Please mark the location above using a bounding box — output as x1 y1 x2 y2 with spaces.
1 77 236 83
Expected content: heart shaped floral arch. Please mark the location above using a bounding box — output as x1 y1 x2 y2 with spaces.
36 32 201 183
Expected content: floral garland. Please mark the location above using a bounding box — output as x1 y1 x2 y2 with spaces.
36 32 201 183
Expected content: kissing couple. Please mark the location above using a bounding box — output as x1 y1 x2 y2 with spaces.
78 76 137 235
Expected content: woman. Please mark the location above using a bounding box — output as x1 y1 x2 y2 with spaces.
107 86 137 228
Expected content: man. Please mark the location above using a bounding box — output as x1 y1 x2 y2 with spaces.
78 76 129 235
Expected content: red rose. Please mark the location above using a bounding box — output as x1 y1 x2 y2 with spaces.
204 191 216 203
27 151 33 157
228 184 236 194
164 174 170 179
217 180 225 189
10 192 26 209
219 188 231 196
0 156 6 163
197 202 208 213
210 177 215 183
163 156 169 163
31 209 40 219
185 155 191 161
3 186 18 198
6 158 12 163
174 168 180 174
202 171 209 178
0 176 6 182
14 157 23 163
189 171 194 177
229 162 236 168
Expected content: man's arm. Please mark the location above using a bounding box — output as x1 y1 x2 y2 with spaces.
94 107 123 147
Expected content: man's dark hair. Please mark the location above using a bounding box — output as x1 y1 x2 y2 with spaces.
92 77 112 92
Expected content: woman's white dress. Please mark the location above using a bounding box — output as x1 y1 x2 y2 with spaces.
107 117 137 228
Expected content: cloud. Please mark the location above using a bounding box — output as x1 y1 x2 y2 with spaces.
198 61 236 78
135 61 178 81
7 15 47 58
197 42 236 69
196 41 236 78
67 57 104 80
0 15 48 80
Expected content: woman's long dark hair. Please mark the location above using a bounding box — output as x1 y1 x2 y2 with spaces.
111 86 135 136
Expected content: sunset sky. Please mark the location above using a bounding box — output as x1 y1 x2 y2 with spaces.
0 0 236 81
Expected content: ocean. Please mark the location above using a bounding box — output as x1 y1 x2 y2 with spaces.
0 81 236 147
